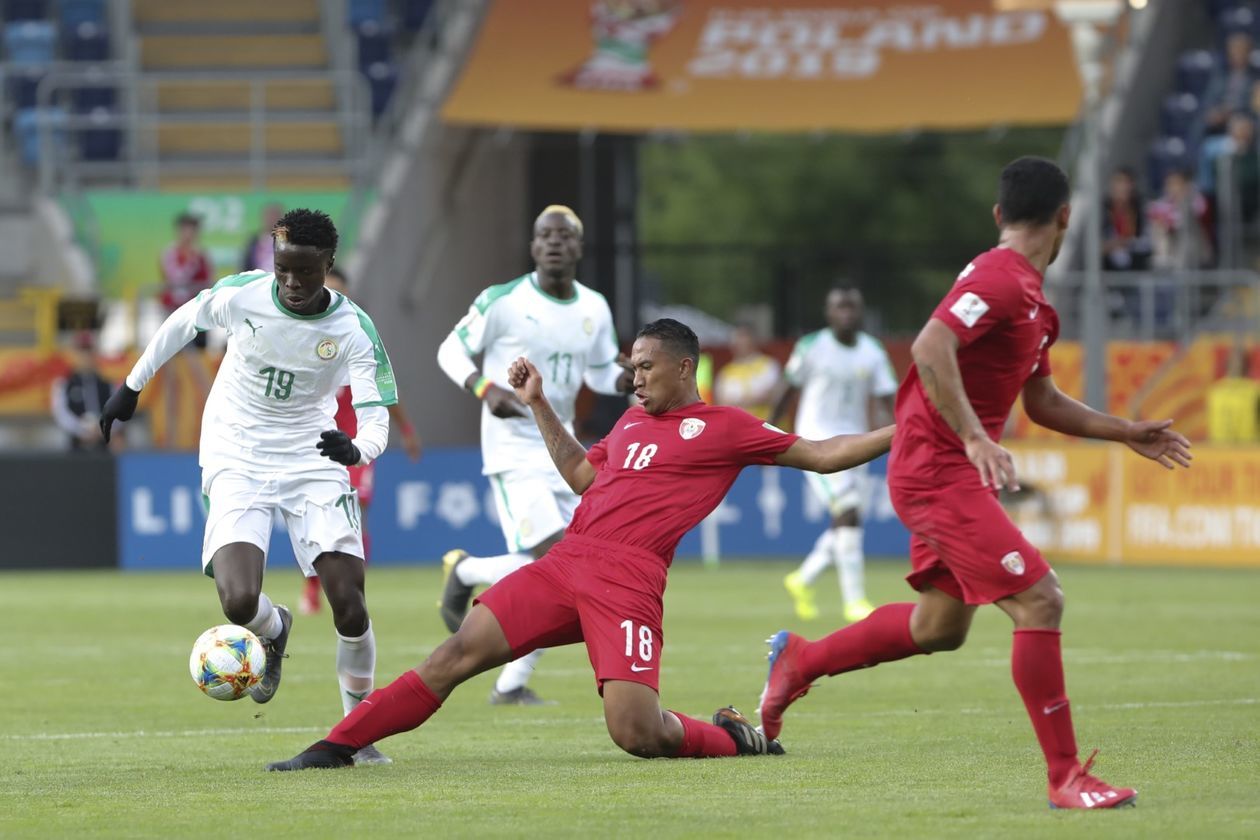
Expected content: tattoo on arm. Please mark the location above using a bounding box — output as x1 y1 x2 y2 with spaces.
532 397 586 474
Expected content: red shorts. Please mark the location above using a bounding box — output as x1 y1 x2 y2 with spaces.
475 534 668 694
889 481 1050 605
347 463 375 506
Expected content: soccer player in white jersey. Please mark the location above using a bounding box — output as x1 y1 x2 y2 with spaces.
770 287 898 624
434 205 632 705
99 209 395 764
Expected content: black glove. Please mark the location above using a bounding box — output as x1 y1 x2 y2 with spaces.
317 430 361 466
99 385 140 442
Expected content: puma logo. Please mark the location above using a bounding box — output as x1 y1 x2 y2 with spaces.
244 318 261 336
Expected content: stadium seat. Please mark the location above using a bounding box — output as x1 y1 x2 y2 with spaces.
14 106 67 166
63 21 109 62
2 0 49 21
3 21 57 65
58 0 108 29
354 20 391 71
401 0 435 32
71 69 117 112
365 60 397 117
1160 92 1201 141
347 0 386 26
6 67 44 110
1177 50 1217 98
1218 5 1258 37
1147 136 1191 191
78 106 121 161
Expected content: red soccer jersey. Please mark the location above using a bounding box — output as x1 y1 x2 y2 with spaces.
568 402 799 563
889 247 1059 486
334 385 356 437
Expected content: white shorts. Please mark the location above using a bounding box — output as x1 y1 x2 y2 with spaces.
806 465 867 518
201 469 364 578
487 468 579 552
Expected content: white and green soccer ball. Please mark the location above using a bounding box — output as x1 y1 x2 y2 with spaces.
189 625 266 701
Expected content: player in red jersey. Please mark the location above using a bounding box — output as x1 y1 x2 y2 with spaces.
757 157 1192 810
265 318 894 770
300 268 422 615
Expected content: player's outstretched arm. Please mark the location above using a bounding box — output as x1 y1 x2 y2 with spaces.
775 425 895 474
1022 376 1192 469
507 356 597 494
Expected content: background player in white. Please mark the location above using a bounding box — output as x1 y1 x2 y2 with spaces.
770 287 897 623
435 205 632 705
99 209 395 764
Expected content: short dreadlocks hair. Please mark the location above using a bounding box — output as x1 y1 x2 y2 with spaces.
272 208 338 257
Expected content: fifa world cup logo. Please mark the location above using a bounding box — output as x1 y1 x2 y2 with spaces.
559 0 681 91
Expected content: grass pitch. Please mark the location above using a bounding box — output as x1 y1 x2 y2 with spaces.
1 560 1257 838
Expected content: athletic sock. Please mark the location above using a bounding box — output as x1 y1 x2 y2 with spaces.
244 592 283 640
835 526 866 606
327 670 441 750
669 712 738 758
456 552 532 587
336 622 376 716
1011 628 1079 788
495 649 543 694
798 602 924 682
795 530 836 586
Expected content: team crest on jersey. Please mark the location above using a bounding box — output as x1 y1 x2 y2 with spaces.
583 317 594 335
1000 551 1026 576
315 338 338 360
679 418 706 440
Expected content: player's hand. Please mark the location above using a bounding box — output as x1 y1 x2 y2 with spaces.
484 382 528 418
99 384 140 442
507 357 545 407
1125 419 1192 470
316 429 361 465
614 352 634 395
964 435 1019 491
401 428 422 461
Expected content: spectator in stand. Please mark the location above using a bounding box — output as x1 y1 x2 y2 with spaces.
1198 111 1259 223
240 202 285 274
50 331 113 452
1149 168 1213 270
1201 30 1258 137
713 323 781 420
1101 167 1151 271
159 212 214 349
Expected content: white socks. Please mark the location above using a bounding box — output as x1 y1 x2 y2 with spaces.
495 649 544 694
336 622 376 716
244 592 283 640
796 530 835 586
835 526 866 606
457 552 533 587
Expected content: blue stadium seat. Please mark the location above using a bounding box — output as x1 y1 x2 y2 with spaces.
365 60 397 117
63 21 109 61
1177 50 1217 98
1147 136 1191 192
79 106 121 161
2 0 49 21
347 0 386 26
355 20 391 70
58 0 108 29
401 0 434 32
3 21 57 65
14 106 66 166
1160 92 1201 140
72 79 116 112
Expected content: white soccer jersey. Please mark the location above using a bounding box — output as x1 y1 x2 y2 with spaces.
440 272 622 475
126 271 396 478
785 329 897 439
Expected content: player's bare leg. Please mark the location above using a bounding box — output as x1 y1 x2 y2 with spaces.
833 508 873 622
602 680 782 759
758 586 971 739
996 571 1136 809
211 542 292 704
266 604 516 771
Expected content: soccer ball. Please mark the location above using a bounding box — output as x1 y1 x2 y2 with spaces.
189 625 266 701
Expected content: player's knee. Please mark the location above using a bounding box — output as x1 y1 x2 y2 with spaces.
219 589 260 626
919 625 969 652
1022 580 1065 627
329 596 368 637
607 719 669 758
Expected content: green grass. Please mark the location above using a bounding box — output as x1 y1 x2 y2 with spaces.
1 560 1257 838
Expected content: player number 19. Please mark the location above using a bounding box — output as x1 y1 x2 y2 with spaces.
620 619 654 661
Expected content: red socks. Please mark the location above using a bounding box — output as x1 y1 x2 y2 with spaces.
670 712 738 758
798 602 924 683
1011 628 1079 787
326 670 441 750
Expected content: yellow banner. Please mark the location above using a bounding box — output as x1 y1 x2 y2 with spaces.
443 0 1083 133
1007 443 1260 568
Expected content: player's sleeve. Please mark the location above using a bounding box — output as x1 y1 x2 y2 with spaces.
582 296 625 395
124 282 235 391
783 336 811 387
870 341 899 397
1032 322 1059 379
724 408 801 466
344 316 396 464
932 267 1024 347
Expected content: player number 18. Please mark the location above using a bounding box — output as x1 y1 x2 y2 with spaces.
620 619 654 661
622 442 657 470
